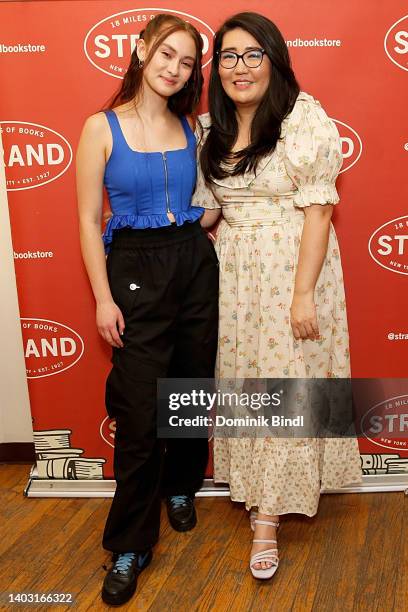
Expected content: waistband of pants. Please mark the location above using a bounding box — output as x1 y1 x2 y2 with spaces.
110 220 203 249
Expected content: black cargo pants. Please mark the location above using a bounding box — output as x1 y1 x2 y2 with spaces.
102 221 219 553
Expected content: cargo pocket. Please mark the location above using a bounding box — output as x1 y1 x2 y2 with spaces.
106 251 143 317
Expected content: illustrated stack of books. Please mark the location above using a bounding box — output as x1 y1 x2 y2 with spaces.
34 429 106 479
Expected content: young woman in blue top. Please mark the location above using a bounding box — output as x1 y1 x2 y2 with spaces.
76 15 218 606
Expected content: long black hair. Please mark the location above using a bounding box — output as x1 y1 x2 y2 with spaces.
200 12 300 180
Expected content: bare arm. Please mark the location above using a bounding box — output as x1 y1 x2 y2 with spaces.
76 113 124 348
200 209 221 228
290 205 333 340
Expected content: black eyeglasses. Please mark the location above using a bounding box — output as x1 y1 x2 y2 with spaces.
217 48 266 69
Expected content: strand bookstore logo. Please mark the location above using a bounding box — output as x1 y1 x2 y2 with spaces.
361 395 408 451
0 121 72 191
368 215 408 275
332 119 362 174
384 15 408 72
21 318 84 379
100 416 116 448
84 8 214 79
0 43 46 54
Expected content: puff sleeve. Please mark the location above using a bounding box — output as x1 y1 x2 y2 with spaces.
283 95 343 207
191 113 222 210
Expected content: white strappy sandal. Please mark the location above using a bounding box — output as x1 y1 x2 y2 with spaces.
250 518 280 580
249 509 258 531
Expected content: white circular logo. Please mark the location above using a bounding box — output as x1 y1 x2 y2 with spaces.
84 8 215 79
361 394 408 451
384 15 408 72
1 121 72 191
368 215 408 275
332 119 363 174
21 318 84 378
100 415 116 448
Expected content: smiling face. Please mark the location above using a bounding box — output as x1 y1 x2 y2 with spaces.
138 29 196 99
218 27 271 111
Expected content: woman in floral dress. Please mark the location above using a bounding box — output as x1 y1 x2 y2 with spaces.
193 12 362 579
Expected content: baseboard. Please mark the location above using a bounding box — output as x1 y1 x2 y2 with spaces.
0 442 35 462
24 467 408 498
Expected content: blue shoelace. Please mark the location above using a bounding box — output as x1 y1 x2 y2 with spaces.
113 551 150 574
169 495 189 509
113 552 136 573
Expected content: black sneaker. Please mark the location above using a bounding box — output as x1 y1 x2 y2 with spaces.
101 550 152 606
166 495 197 532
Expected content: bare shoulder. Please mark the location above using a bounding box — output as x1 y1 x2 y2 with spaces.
111 102 134 117
82 111 110 135
78 112 112 155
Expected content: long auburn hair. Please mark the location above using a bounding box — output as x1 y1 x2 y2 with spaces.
107 14 203 116
200 12 300 180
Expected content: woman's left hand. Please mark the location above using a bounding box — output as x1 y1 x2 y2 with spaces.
290 292 320 340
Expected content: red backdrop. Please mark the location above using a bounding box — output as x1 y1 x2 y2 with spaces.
1 1 407 481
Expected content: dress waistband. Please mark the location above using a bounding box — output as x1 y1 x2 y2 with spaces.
222 208 303 230
225 219 289 228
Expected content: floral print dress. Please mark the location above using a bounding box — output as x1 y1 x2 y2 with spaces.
192 92 362 517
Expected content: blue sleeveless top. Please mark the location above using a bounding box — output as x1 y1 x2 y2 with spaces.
102 110 204 252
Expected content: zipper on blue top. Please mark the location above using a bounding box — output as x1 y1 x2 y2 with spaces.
162 152 171 214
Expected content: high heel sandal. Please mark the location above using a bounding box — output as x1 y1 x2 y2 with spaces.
250 519 280 580
250 509 257 531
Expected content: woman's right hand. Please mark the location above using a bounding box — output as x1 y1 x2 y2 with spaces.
96 301 125 348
